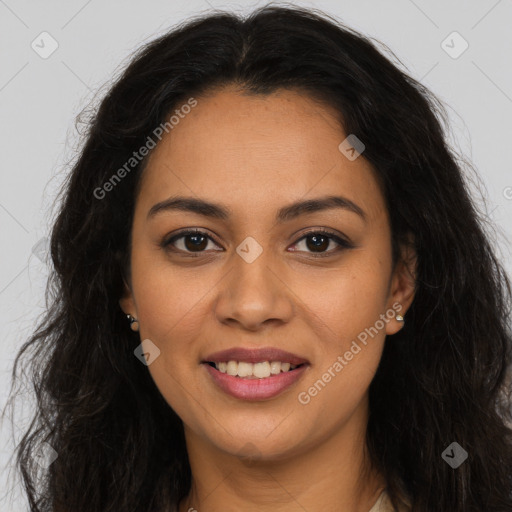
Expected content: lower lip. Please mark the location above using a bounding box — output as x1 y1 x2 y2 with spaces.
202 363 308 400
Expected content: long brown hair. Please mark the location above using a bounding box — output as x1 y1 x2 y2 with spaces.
6 5 512 511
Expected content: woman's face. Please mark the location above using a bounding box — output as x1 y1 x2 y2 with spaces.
120 86 414 460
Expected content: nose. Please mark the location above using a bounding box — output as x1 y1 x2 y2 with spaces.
213 246 295 332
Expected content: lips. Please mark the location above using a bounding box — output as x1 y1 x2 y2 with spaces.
202 360 309 400
201 346 310 400
202 347 309 365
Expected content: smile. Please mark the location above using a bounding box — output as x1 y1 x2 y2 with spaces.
202 361 308 400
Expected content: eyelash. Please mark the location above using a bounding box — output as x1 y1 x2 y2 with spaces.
161 228 353 258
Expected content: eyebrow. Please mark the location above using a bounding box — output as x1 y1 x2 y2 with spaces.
147 194 367 223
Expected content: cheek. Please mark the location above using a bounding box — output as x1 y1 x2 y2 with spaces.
296 252 391 397
303 253 391 338
131 264 208 421
129 260 209 395
131 248 213 340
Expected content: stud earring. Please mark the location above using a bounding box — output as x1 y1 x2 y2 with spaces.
396 314 404 322
127 314 139 331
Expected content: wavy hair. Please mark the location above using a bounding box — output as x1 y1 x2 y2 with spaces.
5 4 512 511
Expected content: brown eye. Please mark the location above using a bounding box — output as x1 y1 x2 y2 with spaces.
290 230 352 257
305 233 330 252
162 229 222 254
183 233 208 251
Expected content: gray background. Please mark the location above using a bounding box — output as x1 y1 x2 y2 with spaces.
1 0 511 509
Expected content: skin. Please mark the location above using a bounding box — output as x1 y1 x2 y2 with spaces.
120 85 416 512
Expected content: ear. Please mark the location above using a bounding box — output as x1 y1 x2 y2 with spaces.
119 276 136 318
385 238 416 335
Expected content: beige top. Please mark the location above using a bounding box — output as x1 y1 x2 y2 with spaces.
368 489 411 512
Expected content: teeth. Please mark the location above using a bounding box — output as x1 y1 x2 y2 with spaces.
226 361 238 376
253 361 271 378
237 362 253 377
270 361 281 375
212 360 300 378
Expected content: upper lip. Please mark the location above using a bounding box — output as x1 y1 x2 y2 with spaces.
202 347 309 365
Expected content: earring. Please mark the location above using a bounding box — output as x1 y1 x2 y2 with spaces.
396 314 404 322
127 314 139 331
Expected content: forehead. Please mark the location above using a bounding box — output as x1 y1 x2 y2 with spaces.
136 86 385 223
